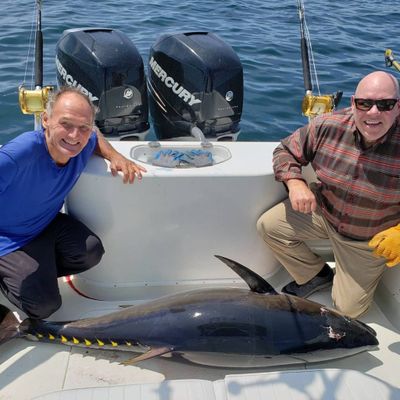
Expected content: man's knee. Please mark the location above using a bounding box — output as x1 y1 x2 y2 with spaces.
56 235 104 276
82 235 105 270
333 292 371 319
256 210 275 239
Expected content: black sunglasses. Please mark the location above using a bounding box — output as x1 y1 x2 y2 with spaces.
354 98 398 112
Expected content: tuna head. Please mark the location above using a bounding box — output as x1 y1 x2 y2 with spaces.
280 294 379 364
320 306 378 348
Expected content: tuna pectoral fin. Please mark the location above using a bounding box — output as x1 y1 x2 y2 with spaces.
215 255 278 294
121 346 173 366
0 304 21 345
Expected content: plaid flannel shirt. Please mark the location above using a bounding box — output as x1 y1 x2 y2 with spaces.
273 107 400 240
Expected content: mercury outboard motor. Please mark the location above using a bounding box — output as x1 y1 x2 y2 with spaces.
148 32 243 141
55 28 149 140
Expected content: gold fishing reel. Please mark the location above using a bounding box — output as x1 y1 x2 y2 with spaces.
18 85 54 114
385 49 400 73
302 91 343 118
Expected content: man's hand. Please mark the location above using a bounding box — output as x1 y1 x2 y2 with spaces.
369 224 400 267
286 179 317 214
93 128 146 183
109 153 147 184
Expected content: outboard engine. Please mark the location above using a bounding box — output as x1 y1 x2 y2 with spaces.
148 32 243 141
55 28 149 140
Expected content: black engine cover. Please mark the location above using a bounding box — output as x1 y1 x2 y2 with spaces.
148 32 243 140
56 28 149 140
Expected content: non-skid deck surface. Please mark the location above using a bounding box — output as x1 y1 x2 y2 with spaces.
32 369 399 400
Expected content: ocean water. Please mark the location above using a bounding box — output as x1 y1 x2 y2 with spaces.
1 0 399 144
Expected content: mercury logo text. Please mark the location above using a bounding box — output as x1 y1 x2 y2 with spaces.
149 57 201 106
56 57 99 102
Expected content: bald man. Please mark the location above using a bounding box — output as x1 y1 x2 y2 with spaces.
257 71 400 318
0 86 146 319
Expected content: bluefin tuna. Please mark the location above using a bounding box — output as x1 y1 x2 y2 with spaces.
0 256 378 367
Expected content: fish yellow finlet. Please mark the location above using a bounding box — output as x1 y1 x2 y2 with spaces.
61 336 68 343
48 334 55 340
84 339 92 346
97 339 105 346
37 333 43 339
125 341 132 346
111 340 118 347
72 337 80 344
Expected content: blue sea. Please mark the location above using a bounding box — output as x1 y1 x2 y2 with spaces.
1 0 399 144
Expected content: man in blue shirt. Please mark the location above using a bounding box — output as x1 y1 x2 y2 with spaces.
0 86 146 319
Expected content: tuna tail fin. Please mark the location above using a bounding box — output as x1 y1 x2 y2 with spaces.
215 255 278 295
0 304 22 345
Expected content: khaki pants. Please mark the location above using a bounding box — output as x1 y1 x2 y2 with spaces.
256 199 387 318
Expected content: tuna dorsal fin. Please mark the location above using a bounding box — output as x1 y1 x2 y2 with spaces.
215 255 278 295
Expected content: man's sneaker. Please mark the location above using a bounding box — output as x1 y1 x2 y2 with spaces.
281 265 334 298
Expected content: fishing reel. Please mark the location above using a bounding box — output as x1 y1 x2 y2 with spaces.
385 49 400 73
18 85 54 114
302 91 343 118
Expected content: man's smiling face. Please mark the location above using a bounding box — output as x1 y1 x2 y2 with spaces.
352 71 400 145
42 91 94 166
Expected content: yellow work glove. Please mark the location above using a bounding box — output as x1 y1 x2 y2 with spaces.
368 224 400 267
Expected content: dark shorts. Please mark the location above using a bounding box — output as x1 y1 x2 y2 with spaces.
0 213 104 319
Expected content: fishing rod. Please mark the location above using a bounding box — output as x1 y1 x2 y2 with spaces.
296 0 342 119
35 0 43 88
385 49 400 73
19 0 53 130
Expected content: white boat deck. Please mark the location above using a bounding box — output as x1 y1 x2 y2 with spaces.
1 268 399 400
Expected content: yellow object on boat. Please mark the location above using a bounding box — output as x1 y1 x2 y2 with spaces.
18 85 53 114
385 49 400 73
302 93 334 118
